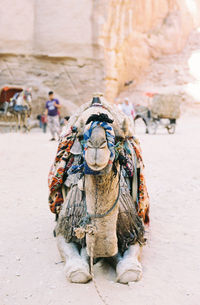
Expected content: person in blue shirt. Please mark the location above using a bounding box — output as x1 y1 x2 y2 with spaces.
45 91 61 141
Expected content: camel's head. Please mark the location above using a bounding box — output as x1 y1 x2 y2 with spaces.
68 96 132 175
81 114 115 173
23 89 32 105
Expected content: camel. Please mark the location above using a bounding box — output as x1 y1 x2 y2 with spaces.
49 96 149 284
0 89 32 131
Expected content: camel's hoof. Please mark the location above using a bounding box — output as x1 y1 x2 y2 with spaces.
116 259 142 284
68 269 92 283
64 261 92 283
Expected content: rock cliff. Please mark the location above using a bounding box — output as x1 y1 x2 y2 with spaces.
100 0 200 100
0 0 105 114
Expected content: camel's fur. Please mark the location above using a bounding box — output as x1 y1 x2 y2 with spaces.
85 167 120 258
61 97 134 140
56 97 146 284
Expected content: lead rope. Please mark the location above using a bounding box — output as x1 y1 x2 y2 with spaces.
89 176 110 305
90 240 109 305
75 174 120 305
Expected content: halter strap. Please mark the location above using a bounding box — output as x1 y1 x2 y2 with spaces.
80 172 120 226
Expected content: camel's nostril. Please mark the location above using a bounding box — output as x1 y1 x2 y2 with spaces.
94 148 97 162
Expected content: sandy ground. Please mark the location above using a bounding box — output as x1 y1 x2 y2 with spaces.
0 114 200 305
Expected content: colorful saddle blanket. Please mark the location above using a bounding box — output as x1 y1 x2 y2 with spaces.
48 126 150 225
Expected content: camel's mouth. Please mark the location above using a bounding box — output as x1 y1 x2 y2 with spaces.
82 120 115 175
84 142 111 173
86 161 109 172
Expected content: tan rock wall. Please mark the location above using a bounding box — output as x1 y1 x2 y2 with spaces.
0 0 105 115
0 55 104 116
100 0 200 101
0 0 98 58
0 0 200 112
0 0 34 54
34 0 95 58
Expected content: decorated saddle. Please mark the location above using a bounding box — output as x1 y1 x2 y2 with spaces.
48 99 150 232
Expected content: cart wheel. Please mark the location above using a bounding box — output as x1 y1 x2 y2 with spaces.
167 123 176 134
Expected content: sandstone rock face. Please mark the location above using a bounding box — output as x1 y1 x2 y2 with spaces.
100 0 200 101
0 54 103 116
0 0 199 114
0 0 105 115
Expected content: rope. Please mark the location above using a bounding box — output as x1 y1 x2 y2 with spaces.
75 225 109 305
89 171 121 305
90 236 110 305
77 173 120 230
74 171 121 305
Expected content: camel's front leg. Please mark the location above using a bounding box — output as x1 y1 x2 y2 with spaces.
17 114 21 132
116 243 142 284
57 235 91 283
24 113 29 132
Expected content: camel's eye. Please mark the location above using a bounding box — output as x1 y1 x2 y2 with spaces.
87 141 93 148
100 141 107 149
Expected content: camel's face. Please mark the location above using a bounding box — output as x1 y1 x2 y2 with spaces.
84 126 111 171
24 91 32 105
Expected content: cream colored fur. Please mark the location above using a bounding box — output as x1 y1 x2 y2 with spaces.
85 170 120 258
57 235 91 283
116 243 142 284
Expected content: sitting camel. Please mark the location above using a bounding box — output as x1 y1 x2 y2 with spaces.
48 96 149 284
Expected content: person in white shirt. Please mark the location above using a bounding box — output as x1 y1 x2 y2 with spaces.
121 98 135 120
114 98 123 111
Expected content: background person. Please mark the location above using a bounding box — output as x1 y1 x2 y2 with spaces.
45 91 61 141
37 114 42 128
121 97 135 121
41 112 47 133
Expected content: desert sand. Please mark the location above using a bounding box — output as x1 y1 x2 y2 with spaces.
0 114 200 305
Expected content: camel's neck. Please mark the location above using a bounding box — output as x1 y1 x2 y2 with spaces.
85 169 119 215
84 165 120 258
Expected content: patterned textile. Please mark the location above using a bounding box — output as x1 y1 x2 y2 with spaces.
13 105 28 112
128 138 149 224
48 128 76 214
48 124 149 224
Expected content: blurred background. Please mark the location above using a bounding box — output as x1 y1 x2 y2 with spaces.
1 0 200 117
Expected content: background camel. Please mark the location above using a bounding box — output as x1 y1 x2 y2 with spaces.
0 89 32 131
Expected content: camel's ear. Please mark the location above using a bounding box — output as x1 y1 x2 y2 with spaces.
77 119 85 138
122 118 129 137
